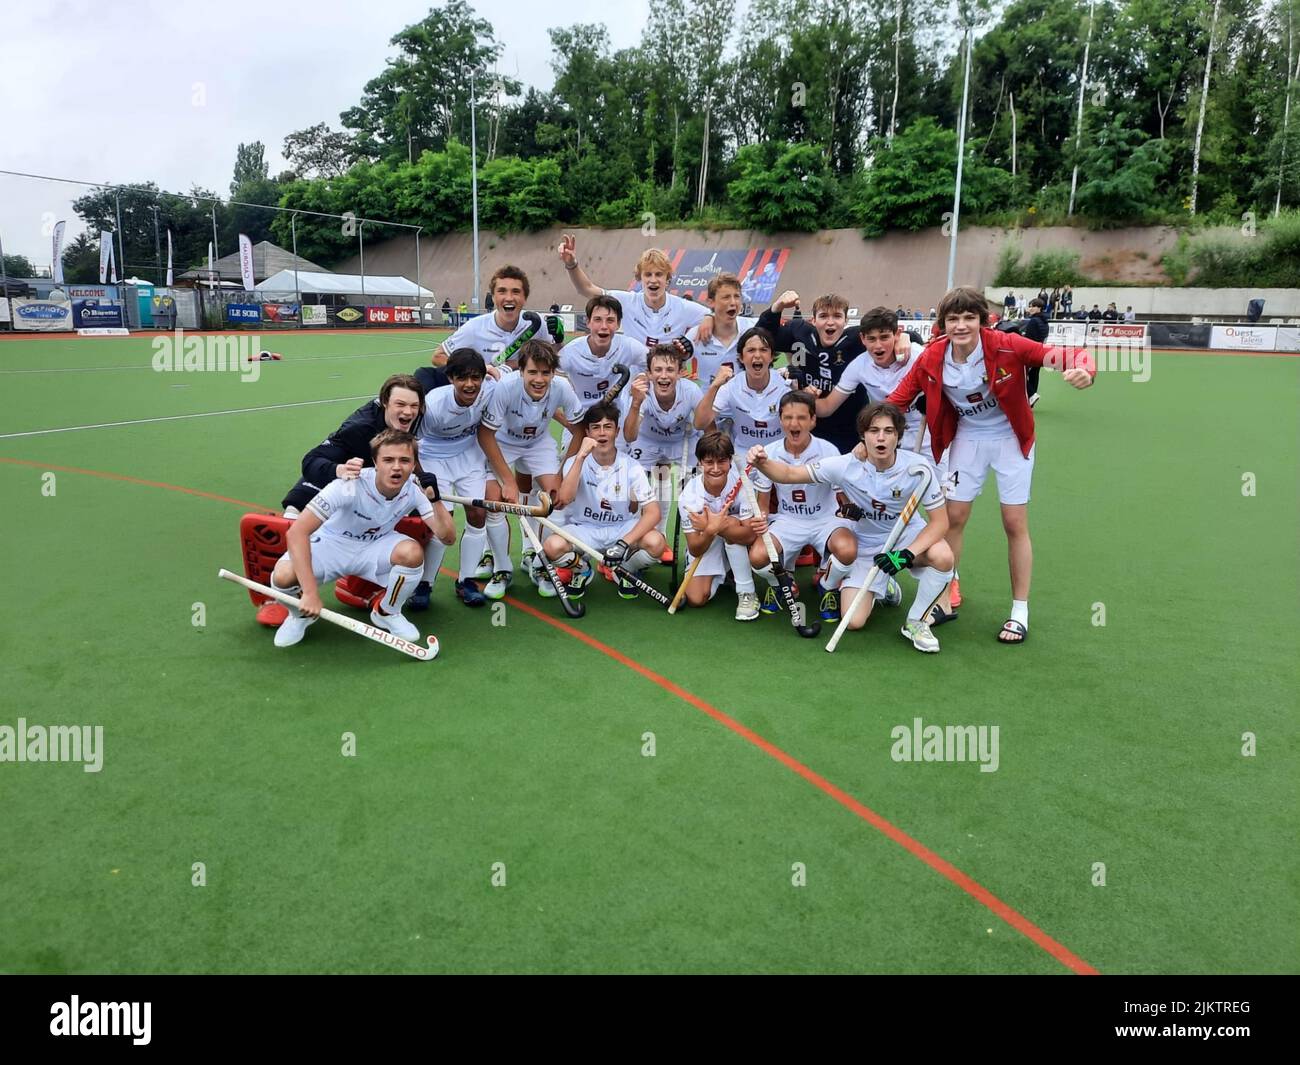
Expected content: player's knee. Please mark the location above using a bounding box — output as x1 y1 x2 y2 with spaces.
391 538 423 567
271 557 297 587
748 542 766 567
829 532 856 563
641 530 667 554
543 535 566 559
1001 507 1029 538
927 541 955 571
465 506 486 527
946 503 973 530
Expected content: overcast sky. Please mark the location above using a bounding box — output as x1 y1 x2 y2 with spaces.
0 0 649 266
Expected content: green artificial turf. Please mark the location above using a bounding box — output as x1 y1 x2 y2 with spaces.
0 333 1295 974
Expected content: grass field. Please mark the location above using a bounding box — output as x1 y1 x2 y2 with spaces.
0 329 1295 975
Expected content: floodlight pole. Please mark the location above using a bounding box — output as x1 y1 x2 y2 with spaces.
0 229 10 320
359 221 366 305
415 226 424 326
149 205 162 284
470 69 481 310
291 211 301 329
947 24 973 292
114 192 125 284
210 204 220 276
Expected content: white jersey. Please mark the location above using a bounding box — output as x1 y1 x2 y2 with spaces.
751 436 842 522
622 378 703 448
836 345 925 435
439 311 560 367
711 372 791 449
678 466 748 524
687 316 757 385
806 448 944 539
416 381 497 458
558 334 648 414
606 289 708 349
941 340 1014 440
563 451 654 526
482 373 578 444
306 467 433 542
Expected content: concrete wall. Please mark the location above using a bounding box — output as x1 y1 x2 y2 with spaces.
983 286 1300 319
334 224 1184 313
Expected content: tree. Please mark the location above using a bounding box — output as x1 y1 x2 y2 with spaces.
728 142 834 231
231 142 269 195
2 253 36 278
282 123 356 178
1075 118 1172 220
60 232 101 284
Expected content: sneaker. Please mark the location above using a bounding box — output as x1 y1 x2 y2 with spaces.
901 619 940 653
371 607 419 642
521 547 536 573
883 577 902 607
473 551 494 580
564 561 594 599
735 591 760 622
408 580 432 612
273 613 315 647
483 570 513 600
455 579 487 607
1028 392 1040 408
950 577 963 608
660 547 674 564
536 572 558 598
614 573 639 599
760 586 780 614
819 588 841 622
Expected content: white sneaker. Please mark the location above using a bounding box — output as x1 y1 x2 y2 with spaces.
273 613 315 647
735 591 760 622
521 547 536 573
371 608 419 642
473 551 494 580
901 619 940 653
883 577 903 607
483 569 513 600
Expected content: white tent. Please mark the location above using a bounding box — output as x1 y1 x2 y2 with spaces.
254 270 432 299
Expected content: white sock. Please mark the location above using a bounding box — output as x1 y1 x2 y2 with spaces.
458 525 487 581
824 555 853 591
378 564 421 615
725 541 755 594
422 539 447 584
1011 599 1029 628
485 512 511 572
271 577 303 616
754 563 779 587
909 566 954 623
624 549 656 573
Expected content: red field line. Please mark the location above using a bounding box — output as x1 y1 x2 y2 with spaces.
0 454 1100 975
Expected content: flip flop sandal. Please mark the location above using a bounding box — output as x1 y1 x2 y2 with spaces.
997 619 1028 644
927 605 959 627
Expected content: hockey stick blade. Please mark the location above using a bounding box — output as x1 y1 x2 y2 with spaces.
517 512 585 619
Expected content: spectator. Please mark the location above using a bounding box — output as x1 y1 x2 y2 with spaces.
1074 308 1088 321
1004 291 1017 315
441 298 452 324
1021 297 1049 408
1102 302 1119 322
1123 306 1137 322
549 302 560 313
1087 304 1103 321
456 300 467 327
1049 287 1060 318
1061 285 1073 317
1016 294 1027 317
1037 287 1049 308
913 308 923 320
896 305 905 318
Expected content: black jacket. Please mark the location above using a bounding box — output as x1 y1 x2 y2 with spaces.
301 401 390 487
1021 311 1049 344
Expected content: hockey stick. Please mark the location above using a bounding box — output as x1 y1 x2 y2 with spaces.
670 432 691 588
824 463 932 653
602 363 632 404
736 466 820 638
218 569 438 661
667 464 750 614
441 491 553 517
532 514 671 607
517 506 585 619
492 310 541 366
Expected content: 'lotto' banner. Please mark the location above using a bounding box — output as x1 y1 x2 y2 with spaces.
365 305 416 325
226 303 261 324
262 303 300 324
1210 325 1276 350
634 248 791 305
302 304 328 325
12 296 73 331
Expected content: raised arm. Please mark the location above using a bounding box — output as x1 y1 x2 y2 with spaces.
558 233 603 300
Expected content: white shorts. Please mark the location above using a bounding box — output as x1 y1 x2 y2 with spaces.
843 520 925 598
945 435 1034 505
418 444 488 512
287 530 411 585
628 439 688 468
554 520 637 554
498 435 560 478
767 514 850 568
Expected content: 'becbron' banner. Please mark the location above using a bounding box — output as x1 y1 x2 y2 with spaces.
634 248 791 306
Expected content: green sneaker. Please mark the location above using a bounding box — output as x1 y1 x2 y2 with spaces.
760 586 781 614
473 551 494 580
819 588 841 622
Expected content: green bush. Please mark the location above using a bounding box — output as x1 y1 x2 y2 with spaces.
992 239 1087 288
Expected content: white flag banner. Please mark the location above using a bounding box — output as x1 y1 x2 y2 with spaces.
99 231 112 283
238 233 255 292
51 220 66 284
166 230 174 286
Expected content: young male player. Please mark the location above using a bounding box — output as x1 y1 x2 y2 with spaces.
758 290 867 453
478 339 581 598
539 403 665 599
558 294 649 415
694 327 790 453
747 391 862 620
269 430 457 648
431 265 562 370
887 285 1095 643
749 403 953 652
685 272 757 385
677 431 764 620
622 343 705 542
558 235 713 350
412 348 498 608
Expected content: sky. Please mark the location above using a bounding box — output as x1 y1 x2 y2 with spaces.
0 0 649 267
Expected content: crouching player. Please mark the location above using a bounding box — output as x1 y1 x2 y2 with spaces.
678 431 764 620
749 403 954 652
270 430 457 648
747 391 861 621
540 403 665 599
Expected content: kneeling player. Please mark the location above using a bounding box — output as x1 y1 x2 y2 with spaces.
747 391 860 620
540 404 665 599
270 430 457 648
749 403 953 652
678 431 764 620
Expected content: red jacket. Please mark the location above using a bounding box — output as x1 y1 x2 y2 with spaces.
888 327 1095 462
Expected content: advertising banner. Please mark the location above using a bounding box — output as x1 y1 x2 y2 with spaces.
226 303 262 324
12 296 73 331
1275 326 1300 352
634 248 791 306
333 306 364 325
238 233 255 292
1048 321 1086 345
1209 325 1277 350
51 220 66 284
302 304 328 325
366 305 402 324
0 299 10 323
1147 322 1212 349
262 303 300 324
1097 323 1147 340
72 299 125 328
